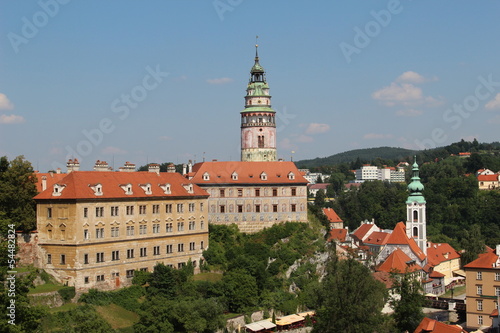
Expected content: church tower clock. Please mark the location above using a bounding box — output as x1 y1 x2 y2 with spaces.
405 156 427 256
240 44 277 162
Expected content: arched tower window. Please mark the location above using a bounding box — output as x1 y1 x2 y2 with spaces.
413 210 418 222
413 227 418 237
258 135 264 148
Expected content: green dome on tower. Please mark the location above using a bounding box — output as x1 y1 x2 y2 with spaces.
406 156 426 204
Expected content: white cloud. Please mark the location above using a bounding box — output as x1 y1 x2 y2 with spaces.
396 71 437 84
485 93 500 110
101 146 128 155
304 123 330 134
295 134 314 143
395 109 423 117
206 77 233 85
363 133 393 140
0 94 14 110
0 114 24 124
372 83 424 106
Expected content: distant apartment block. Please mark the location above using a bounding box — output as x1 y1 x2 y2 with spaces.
354 162 407 183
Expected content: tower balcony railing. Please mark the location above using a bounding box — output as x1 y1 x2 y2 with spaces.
241 122 276 127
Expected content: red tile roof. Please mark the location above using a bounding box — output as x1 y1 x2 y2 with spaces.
328 228 347 242
427 243 461 267
189 161 308 184
463 250 499 269
372 271 393 289
352 223 377 241
364 231 390 246
34 172 67 193
376 248 422 273
34 171 208 200
322 208 342 224
308 183 329 190
387 222 426 261
413 317 466 333
429 270 445 278
478 174 499 181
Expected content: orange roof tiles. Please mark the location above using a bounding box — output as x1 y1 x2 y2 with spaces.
413 317 466 333
34 171 208 200
429 270 445 278
376 248 422 273
322 208 342 224
189 161 308 184
427 243 460 267
387 222 426 261
364 231 390 246
478 174 499 181
352 223 377 241
309 183 329 190
328 228 347 242
463 250 499 269
34 172 67 193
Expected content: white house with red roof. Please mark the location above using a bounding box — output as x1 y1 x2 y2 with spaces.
477 173 500 190
322 207 343 229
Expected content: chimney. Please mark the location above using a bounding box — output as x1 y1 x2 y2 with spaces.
148 163 160 175
56 168 61 174
188 160 192 173
496 244 500 255
42 176 47 191
119 161 136 172
182 164 187 175
66 158 80 173
167 163 176 173
94 160 111 171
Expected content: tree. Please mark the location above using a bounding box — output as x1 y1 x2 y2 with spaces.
314 189 326 206
0 156 37 231
313 251 387 333
461 224 486 266
218 269 259 313
390 272 425 333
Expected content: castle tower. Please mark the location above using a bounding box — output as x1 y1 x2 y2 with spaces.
405 156 427 256
240 44 277 162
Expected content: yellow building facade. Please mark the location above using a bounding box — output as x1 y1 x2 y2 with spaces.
35 170 209 291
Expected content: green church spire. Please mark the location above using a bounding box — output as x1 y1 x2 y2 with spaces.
406 156 426 204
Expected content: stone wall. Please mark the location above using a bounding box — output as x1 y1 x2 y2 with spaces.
16 232 40 266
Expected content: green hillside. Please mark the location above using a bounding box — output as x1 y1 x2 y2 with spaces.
296 146 416 168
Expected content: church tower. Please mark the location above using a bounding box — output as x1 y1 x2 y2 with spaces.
240 44 277 162
405 156 427 256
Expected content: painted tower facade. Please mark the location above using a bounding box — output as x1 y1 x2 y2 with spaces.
405 156 427 256
241 45 277 162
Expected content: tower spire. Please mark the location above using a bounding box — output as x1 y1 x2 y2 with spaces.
405 156 427 257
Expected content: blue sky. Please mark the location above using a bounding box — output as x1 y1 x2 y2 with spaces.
1 1 500 172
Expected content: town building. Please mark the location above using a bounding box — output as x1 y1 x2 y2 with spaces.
463 246 500 330
299 169 326 184
426 242 461 286
414 317 467 333
322 207 343 229
307 183 329 198
478 173 500 190
34 164 209 290
354 163 407 183
186 161 308 233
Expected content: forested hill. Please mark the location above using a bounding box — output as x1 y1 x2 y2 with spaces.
296 147 415 168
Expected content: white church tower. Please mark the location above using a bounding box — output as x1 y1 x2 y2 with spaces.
405 156 427 256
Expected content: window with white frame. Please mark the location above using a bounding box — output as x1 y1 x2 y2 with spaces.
477 271 483 280
152 204 159 214
127 226 135 236
110 206 119 216
153 246 160 255
477 285 483 295
139 225 147 235
112 250 119 261
189 203 195 212
189 221 195 230
96 252 104 263
140 247 147 257
177 222 184 231
139 205 146 215
189 242 195 251
95 207 104 217
178 243 184 252
177 204 184 213
126 205 134 215
127 249 134 259
111 227 119 237
96 228 104 239
478 315 483 326
166 244 173 254
166 223 173 233
166 204 172 213
153 223 160 234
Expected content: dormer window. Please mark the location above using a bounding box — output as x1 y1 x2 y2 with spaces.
232 172 238 181
120 184 133 195
159 183 171 194
52 184 66 197
183 184 194 194
139 183 152 195
89 184 103 196
202 172 210 181
260 172 267 181
288 172 295 180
